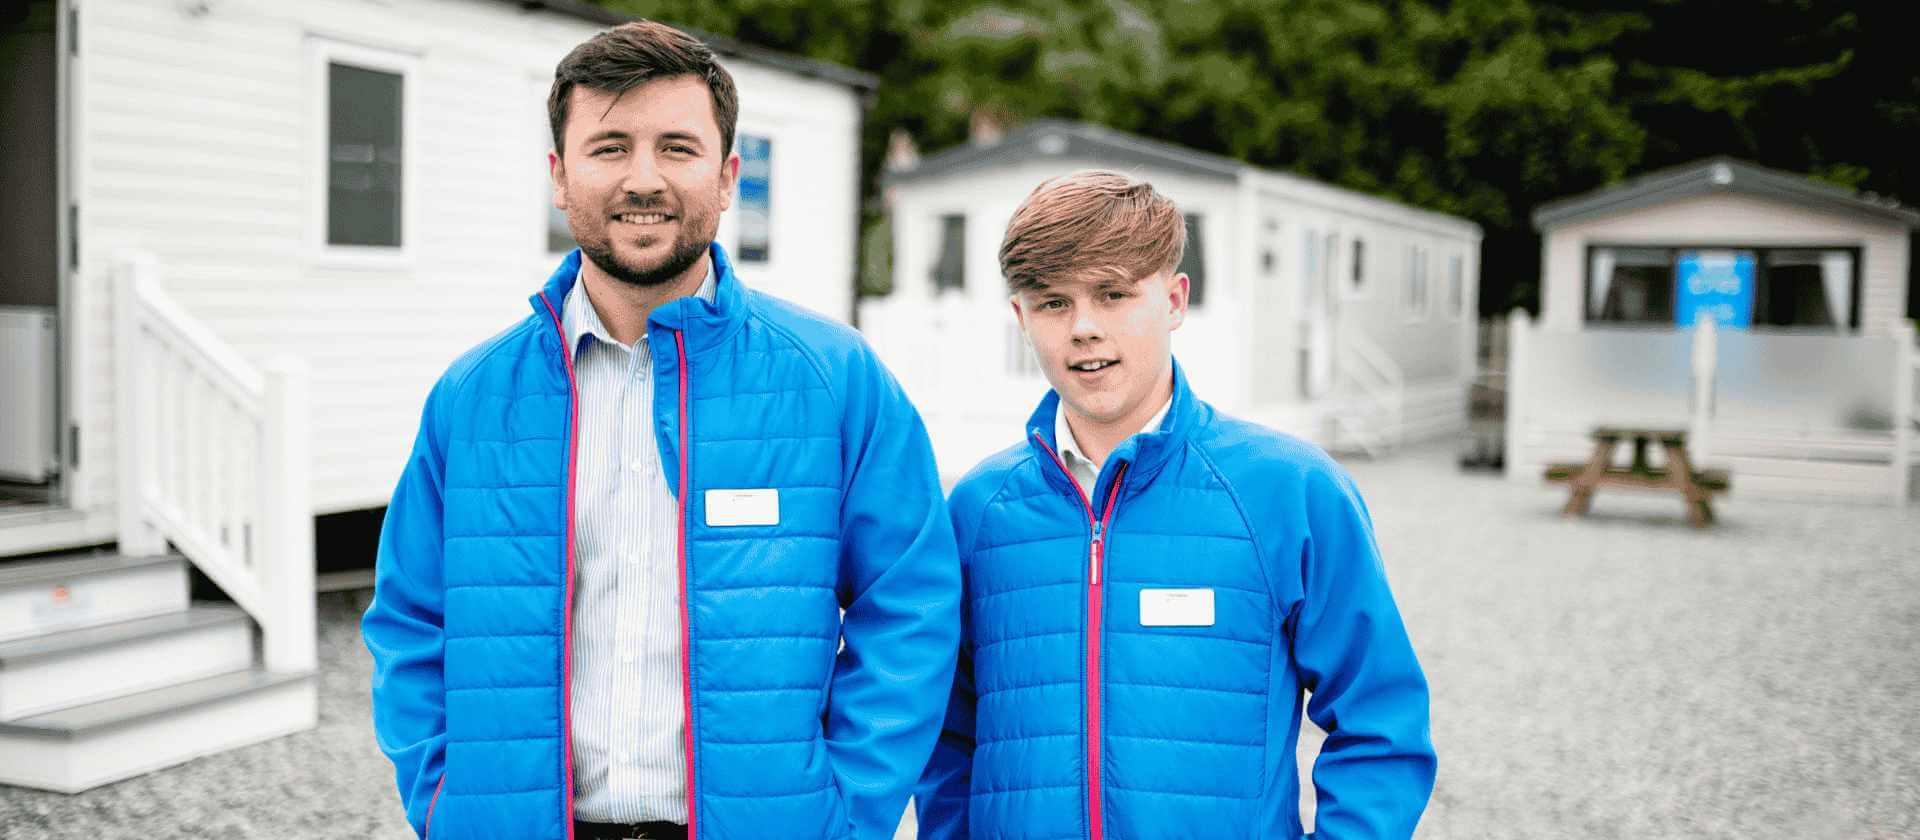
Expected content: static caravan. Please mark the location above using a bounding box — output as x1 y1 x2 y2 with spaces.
1505 157 1920 503
860 119 1483 479
0 0 870 792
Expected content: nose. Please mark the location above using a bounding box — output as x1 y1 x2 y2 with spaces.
618 151 668 200
1069 305 1102 345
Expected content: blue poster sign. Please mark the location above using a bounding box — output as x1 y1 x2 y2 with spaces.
737 135 771 263
1674 250 1755 329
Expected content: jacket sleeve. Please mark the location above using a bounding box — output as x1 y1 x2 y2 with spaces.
1291 463 1435 840
361 379 453 839
912 493 981 840
826 348 964 840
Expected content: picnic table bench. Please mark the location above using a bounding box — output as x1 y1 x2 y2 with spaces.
1543 426 1729 528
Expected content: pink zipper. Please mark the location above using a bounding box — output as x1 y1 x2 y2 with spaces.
1033 432 1127 840
538 294 581 840
674 330 700 839
424 774 446 836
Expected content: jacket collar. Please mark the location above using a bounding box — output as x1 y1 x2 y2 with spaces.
530 242 750 357
1025 358 1200 499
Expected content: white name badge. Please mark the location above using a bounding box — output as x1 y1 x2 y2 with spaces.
704 488 780 527
1139 588 1216 627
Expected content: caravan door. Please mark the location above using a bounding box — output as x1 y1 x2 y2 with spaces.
0 0 69 507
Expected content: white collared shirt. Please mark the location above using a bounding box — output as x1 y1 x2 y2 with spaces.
562 263 715 823
1055 395 1172 501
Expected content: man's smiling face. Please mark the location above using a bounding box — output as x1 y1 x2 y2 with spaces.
1011 267 1189 427
549 74 739 287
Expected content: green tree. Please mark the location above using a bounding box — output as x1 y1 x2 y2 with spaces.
591 0 1917 316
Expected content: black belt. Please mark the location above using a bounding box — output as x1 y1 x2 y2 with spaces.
572 820 688 840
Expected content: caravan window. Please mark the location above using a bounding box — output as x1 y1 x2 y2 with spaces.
1177 214 1206 306
1351 239 1366 295
735 135 773 262
1447 254 1465 319
1586 246 1859 329
932 214 966 293
1405 245 1431 320
326 62 405 247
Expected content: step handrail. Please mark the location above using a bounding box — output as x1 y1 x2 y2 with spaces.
1336 328 1407 449
112 251 315 672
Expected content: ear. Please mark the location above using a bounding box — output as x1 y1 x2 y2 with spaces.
1008 294 1029 333
717 152 742 212
549 149 567 211
1167 272 1191 331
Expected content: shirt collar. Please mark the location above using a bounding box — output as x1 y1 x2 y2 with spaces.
1056 394 1173 478
564 260 717 355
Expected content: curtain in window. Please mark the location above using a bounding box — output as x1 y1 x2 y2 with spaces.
1588 248 1617 318
1819 251 1853 330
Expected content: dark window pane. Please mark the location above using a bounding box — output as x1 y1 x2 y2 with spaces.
1177 214 1205 306
1598 266 1674 323
327 62 403 247
1757 249 1851 329
1589 247 1674 324
933 214 965 292
1351 239 1365 293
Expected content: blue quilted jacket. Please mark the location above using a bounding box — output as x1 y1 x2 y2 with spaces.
363 245 961 840
916 364 1434 840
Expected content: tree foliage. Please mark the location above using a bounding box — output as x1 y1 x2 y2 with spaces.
595 0 1918 312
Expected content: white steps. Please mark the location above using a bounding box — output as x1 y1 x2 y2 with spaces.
0 551 315 793
0 553 186 643
0 604 253 719
0 667 316 793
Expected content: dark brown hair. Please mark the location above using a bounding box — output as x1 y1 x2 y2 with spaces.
548 20 739 158
999 170 1186 292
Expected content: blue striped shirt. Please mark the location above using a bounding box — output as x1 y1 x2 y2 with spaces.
562 265 715 823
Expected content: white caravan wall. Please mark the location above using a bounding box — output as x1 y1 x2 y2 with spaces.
70 0 862 514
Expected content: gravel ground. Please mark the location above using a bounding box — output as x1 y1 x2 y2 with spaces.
3 444 1916 839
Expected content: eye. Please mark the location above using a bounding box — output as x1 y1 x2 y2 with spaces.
664 143 697 155
592 144 626 157
1038 298 1068 311
1104 290 1131 302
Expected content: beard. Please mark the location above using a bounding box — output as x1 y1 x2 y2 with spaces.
573 197 716 288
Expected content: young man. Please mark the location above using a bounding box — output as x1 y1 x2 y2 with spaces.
363 21 959 840
916 171 1434 839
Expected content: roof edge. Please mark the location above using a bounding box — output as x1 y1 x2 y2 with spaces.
1534 156 1920 231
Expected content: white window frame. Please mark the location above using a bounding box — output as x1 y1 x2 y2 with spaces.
1404 244 1432 323
307 37 419 268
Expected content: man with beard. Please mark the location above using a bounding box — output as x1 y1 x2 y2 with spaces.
363 21 959 840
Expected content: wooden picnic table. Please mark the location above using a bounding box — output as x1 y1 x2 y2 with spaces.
1543 426 1730 528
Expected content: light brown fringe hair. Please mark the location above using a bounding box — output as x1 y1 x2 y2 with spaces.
998 169 1186 293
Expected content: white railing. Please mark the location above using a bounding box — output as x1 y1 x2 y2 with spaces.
1333 329 1406 455
113 251 315 672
